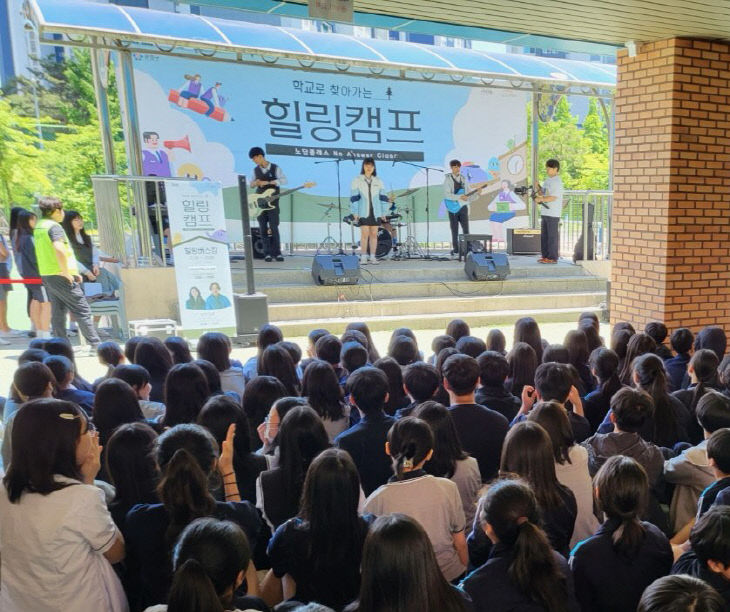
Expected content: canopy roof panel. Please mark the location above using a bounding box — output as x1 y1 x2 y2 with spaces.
24 0 616 90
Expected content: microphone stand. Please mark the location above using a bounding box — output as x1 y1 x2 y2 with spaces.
393 159 444 259
315 157 355 254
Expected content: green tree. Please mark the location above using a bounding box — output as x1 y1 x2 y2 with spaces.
582 98 608 155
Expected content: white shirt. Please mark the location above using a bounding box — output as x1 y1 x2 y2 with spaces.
555 445 600 548
541 174 564 217
0 476 128 612
220 367 246 400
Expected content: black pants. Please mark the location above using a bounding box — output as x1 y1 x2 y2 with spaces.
541 216 560 260
258 208 281 257
448 206 469 253
43 275 100 344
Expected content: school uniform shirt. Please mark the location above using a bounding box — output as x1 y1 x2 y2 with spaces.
714 485 730 507
335 411 396 496
56 386 95 416
570 518 672 612
672 385 709 445
474 384 521 422
582 385 627 433
449 403 509 482
556 445 600 548
0 476 128 612
148 373 166 403
268 515 372 610
241 356 258 382
664 439 714 533
256 467 301 532
123 501 261 611
220 366 246 400
460 542 579 612
451 456 482 529
321 404 351 442
364 470 467 581
697 476 730 520
672 550 730 607
665 353 691 392
394 399 419 419
540 485 578 558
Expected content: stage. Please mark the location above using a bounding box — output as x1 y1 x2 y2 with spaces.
230 251 608 336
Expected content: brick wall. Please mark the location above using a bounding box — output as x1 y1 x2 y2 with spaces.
611 38 730 334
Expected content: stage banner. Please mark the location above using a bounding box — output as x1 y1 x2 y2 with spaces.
133 53 529 244
165 180 236 337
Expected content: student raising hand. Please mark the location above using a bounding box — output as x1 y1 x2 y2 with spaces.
78 424 102 485
219 423 241 502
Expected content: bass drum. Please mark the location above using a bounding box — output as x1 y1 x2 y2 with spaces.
375 227 392 259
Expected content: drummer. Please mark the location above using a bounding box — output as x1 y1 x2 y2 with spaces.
350 157 394 265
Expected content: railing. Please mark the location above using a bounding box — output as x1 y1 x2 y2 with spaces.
559 190 613 261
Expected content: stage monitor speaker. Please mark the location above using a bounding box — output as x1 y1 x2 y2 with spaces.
311 254 360 286
234 292 269 336
506 228 541 255
464 252 510 281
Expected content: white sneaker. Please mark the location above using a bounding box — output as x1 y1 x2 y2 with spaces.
0 329 22 338
0 337 10 345
370 257 380 265
360 255 369 265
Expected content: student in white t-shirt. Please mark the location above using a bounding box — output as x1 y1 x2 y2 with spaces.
0 398 127 612
535 158 564 264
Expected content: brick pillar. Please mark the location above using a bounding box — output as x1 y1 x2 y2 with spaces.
611 38 730 332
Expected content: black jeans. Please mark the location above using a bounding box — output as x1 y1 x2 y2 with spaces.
448 206 470 253
42 275 100 344
541 216 560 260
258 207 281 257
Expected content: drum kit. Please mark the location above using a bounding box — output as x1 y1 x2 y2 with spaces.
318 187 422 260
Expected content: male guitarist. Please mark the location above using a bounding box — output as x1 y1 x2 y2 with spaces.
249 146 287 262
443 159 488 257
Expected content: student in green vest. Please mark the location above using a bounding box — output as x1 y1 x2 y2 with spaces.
33 197 100 346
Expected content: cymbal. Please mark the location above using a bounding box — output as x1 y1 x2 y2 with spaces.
316 202 336 209
397 187 419 198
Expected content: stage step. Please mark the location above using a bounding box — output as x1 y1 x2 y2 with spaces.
271 303 605 337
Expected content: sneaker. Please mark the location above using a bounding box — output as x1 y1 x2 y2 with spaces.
545 258 558 264
275 255 284 262
264 255 272 262
0 329 23 338
67 329 78 337
371 257 380 265
0 337 10 346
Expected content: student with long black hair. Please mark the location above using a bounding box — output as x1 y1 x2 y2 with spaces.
505 341 537 397
583 347 623 432
578 318 602 354
256 406 329 531
0 399 127 612
375 356 411 416
301 359 349 441
161 362 210 428
564 329 595 395
346 514 472 612
164 336 193 364
486 328 507 355
446 318 471 342
415 401 481 528
258 344 301 397
146 518 264 612
264 449 371 610
241 376 287 451
618 333 656 386
460 479 578 612
673 348 719 445
14 208 51 338
134 337 174 402
124 423 261 611
197 332 246 400
242 323 283 382
364 417 468 582
345 321 380 363
611 328 633 375
500 421 577 556
513 316 543 364
569 455 673 612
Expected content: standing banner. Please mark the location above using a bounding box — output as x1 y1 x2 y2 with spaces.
165 180 236 337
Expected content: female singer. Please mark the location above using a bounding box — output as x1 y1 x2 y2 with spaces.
350 158 393 265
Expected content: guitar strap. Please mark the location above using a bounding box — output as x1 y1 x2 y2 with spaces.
451 174 464 194
254 163 281 196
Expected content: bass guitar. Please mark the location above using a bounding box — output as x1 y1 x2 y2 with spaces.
249 182 316 216
444 181 489 214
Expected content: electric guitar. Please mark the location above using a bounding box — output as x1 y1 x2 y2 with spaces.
249 182 316 216
444 181 489 214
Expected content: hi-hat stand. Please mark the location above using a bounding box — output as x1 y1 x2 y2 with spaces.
315 202 339 253
398 201 425 259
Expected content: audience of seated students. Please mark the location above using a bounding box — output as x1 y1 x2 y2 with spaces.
345 322 380 363
564 329 595 395
664 391 730 533
0 399 127 612
242 375 287 451
543 343 570 364
94 340 125 389
300 328 329 373
646 321 674 361
374 356 411 416
619 332 657 385
301 359 350 441
256 406 329 532
695 427 730 519
414 401 482 527
570 455 673 612
256 396 308 457
161 362 210 428
341 341 369 376
146 517 265 612
434 345 460 405
528 401 599 547
112 363 166 421
611 327 633 374
578 313 603 351
259 344 301 397
460 479 579 612
694 326 728 361
665 327 694 391
673 349 720 444
197 395 269 505
264 449 370 610
455 336 487 360
396 361 441 418
582 347 623 432
513 316 544 363
280 341 303 379
124 423 262 611
346 513 472 612
446 318 470 342
335 367 396 496
315 334 347 384
44 336 95 392
105 422 159 530
672 505 730 606
197 332 246 400
505 341 537 396
429 333 456 364
516 361 592 443
192 358 231 401
500 421 577 556
486 328 507 356
442 353 509 482
163 335 193 365
475 351 521 422
44 354 95 414
388 334 419 366
134 337 174 402
364 417 468 582
341 328 369 355
243 324 283 382
125 335 143 363
638 574 726 612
